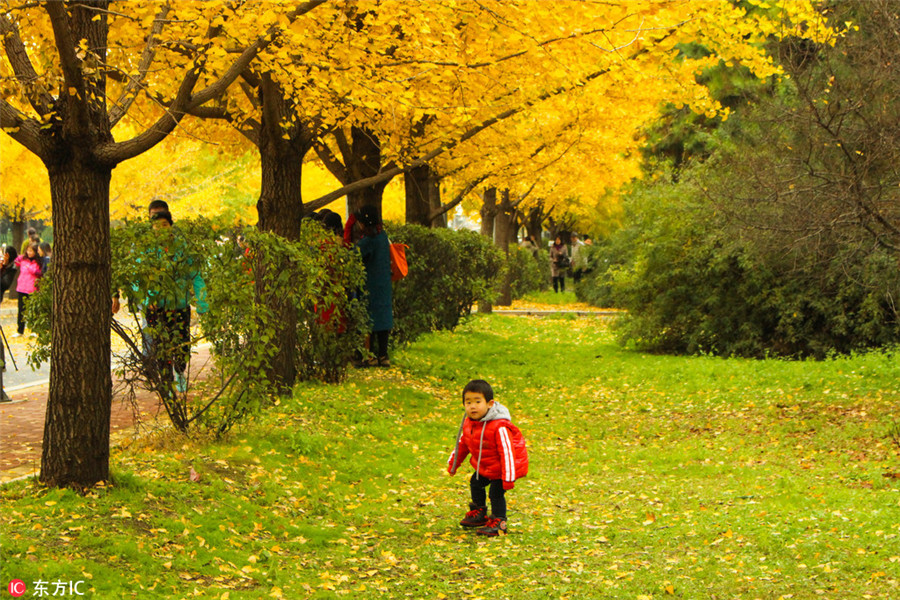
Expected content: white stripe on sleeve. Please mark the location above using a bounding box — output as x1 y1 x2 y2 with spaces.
498 427 515 482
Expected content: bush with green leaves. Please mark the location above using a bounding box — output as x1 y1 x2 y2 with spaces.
576 175 900 358
387 223 503 345
504 246 549 299
27 218 367 434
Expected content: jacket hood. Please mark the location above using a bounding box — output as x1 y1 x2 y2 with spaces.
480 401 511 422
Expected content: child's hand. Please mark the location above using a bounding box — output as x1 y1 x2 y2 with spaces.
503 481 515 490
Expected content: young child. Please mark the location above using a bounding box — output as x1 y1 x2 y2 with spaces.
447 379 528 536
13 242 43 336
38 242 52 275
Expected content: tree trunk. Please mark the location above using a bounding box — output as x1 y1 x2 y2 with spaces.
41 158 113 488
525 204 544 249
494 189 515 306
346 126 387 218
404 163 445 227
255 76 309 393
11 218 25 255
478 187 497 314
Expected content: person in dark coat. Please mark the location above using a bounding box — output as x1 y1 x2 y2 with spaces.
353 205 393 367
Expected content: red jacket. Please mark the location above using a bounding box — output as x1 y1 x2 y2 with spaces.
447 402 528 489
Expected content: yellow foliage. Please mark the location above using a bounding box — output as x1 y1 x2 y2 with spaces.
0 136 51 221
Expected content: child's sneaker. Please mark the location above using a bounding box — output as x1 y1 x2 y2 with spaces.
476 516 507 537
460 503 488 528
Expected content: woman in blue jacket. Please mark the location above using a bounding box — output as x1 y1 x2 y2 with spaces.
354 205 393 367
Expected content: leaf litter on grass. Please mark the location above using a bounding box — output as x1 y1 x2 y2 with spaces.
2 314 899 599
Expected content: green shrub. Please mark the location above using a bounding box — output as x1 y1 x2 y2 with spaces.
575 176 900 358
27 218 367 434
505 246 549 299
388 224 503 345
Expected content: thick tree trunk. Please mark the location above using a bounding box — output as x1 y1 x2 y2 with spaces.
41 159 113 488
525 205 544 249
404 164 445 227
255 77 309 394
494 189 515 306
478 187 497 314
346 126 387 218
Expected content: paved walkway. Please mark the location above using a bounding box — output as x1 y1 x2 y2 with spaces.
0 346 212 484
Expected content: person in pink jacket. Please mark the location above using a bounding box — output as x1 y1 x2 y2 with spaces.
448 379 529 536
13 242 43 336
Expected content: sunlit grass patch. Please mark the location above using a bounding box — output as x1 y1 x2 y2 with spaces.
1 315 898 599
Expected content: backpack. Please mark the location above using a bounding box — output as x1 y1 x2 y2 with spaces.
388 242 409 281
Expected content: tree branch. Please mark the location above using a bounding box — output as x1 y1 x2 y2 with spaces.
305 64 614 212
314 138 349 185
0 12 54 117
44 1 89 127
429 174 487 221
1 99 47 159
108 4 170 128
95 0 330 165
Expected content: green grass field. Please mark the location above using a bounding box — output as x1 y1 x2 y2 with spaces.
2 314 898 599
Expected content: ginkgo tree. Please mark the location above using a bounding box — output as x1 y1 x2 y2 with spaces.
0 0 327 488
0 135 51 247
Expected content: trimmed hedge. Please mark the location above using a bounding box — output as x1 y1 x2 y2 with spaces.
387 223 503 345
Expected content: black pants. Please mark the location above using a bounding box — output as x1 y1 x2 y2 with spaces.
552 275 565 293
373 329 390 360
470 472 506 519
17 292 30 334
145 307 191 376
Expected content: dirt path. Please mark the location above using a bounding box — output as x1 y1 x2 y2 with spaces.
0 346 212 484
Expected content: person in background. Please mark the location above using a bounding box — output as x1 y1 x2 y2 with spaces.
570 234 586 284
13 242 42 336
0 246 17 302
549 235 569 293
38 242 52 275
142 209 208 394
20 227 40 255
348 205 393 367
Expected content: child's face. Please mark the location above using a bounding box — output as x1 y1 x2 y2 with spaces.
26 247 36 258
463 392 493 421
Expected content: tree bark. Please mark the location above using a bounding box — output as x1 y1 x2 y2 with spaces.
346 126 387 217
494 189 515 306
254 75 310 393
405 163 445 227
41 157 113 488
524 204 545 247
478 187 497 314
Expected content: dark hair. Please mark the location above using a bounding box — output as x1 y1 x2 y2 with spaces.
24 242 40 260
462 379 494 402
148 199 169 213
150 210 173 225
356 205 380 228
3 246 17 262
322 212 344 236
39 242 52 255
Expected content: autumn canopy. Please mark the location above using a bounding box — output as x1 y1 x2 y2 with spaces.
0 0 831 487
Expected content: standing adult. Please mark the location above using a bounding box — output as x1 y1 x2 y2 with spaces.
0 246 17 301
549 235 569 293
19 227 40 255
353 205 393 367
113 200 207 394
570 234 586 284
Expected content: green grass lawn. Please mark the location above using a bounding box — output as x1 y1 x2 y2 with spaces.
2 314 899 599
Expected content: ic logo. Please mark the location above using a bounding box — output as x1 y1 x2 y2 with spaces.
8 579 26 597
